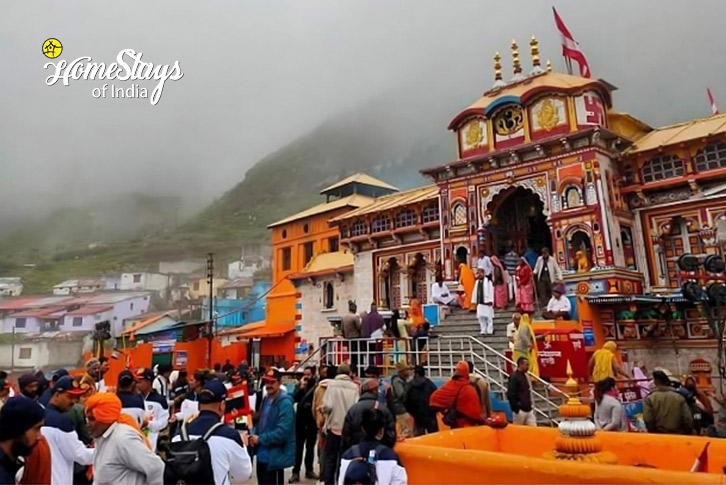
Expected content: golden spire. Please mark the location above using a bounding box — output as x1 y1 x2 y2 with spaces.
546 59 552 72
511 39 522 75
530 35 541 68
494 52 502 81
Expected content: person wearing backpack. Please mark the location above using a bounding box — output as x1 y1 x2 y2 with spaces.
248 369 296 485
429 361 484 429
168 379 252 485
339 408 407 485
342 378 396 452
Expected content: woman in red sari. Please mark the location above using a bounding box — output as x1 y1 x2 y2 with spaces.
490 255 510 310
515 257 535 314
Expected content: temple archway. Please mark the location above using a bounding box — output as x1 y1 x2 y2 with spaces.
486 186 551 256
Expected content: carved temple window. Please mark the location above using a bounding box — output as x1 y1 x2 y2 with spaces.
642 154 685 183
695 142 726 173
351 219 367 237
566 229 593 272
371 214 391 233
451 202 467 227
395 208 418 228
422 203 440 224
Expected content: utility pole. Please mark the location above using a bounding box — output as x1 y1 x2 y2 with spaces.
206 252 214 367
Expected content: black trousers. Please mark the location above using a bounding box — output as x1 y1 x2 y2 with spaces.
322 431 343 485
257 461 285 485
293 420 317 475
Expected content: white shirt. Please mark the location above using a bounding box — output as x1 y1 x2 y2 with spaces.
477 256 493 276
507 322 516 350
42 408 94 485
546 295 572 313
472 278 494 318
431 282 454 303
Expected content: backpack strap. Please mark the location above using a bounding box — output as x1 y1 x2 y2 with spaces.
202 422 225 441
180 419 190 442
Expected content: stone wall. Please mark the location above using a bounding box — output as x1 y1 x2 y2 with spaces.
625 344 718 380
354 250 374 307
297 274 355 352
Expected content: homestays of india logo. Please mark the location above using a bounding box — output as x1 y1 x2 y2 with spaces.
43 40 184 106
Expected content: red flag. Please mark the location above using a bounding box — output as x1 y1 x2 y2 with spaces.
553 7 591 78
707 88 720 115
691 442 710 472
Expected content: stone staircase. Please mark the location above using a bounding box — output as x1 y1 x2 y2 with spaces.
429 307 565 426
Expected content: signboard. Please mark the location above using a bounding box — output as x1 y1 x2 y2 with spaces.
224 383 252 423
618 385 646 431
581 319 596 347
174 350 188 367
536 330 588 381
423 303 440 326
152 339 175 354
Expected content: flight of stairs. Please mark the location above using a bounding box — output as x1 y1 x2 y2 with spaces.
430 306 564 426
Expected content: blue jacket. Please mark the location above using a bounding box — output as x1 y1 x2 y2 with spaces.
256 392 295 470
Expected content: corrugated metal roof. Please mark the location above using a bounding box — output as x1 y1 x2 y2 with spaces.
329 185 438 222
320 173 398 194
624 112 726 155
290 251 354 279
66 305 113 316
267 194 375 228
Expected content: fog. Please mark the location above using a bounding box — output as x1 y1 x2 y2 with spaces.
2 0 726 233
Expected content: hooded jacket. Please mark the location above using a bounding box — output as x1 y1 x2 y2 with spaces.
404 375 438 426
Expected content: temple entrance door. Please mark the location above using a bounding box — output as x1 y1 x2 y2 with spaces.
380 257 402 309
489 187 551 255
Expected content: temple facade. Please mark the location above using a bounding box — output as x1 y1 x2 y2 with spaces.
420 37 726 372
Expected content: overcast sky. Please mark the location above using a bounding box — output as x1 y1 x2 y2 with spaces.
2 1 726 228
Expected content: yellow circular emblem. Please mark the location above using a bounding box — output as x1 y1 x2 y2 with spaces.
42 38 63 58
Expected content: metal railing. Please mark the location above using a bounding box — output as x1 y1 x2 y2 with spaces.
295 334 566 426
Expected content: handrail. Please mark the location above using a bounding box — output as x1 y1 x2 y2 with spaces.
445 335 570 400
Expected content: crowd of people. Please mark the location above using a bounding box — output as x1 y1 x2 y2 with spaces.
450 245 570 335
0 357 415 485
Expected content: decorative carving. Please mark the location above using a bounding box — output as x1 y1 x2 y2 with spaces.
479 176 550 224
536 98 559 131
699 225 718 247
494 105 524 135
585 183 597 205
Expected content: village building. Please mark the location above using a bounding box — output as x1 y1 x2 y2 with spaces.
120 271 169 293
53 278 106 295
0 331 86 371
0 277 23 297
227 173 395 365
288 251 355 355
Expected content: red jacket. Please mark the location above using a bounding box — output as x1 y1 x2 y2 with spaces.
430 376 483 428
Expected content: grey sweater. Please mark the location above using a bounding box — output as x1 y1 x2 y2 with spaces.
594 394 627 431
93 422 165 485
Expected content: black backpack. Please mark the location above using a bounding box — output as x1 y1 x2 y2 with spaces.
343 444 385 485
164 420 223 485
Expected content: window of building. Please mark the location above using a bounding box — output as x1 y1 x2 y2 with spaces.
340 225 349 238
303 223 309 233
193 281 200 291
452 203 467 226
351 219 367 237
695 142 726 172
282 247 292 271
422 203 440 223
282 229 287 239
328 236 339 252
396 209 418 228
15 318 26 329
324 282 334 309
304 241 314 266
133 274 142 283
19 348 31 359
130 302 134 310
371 214 391 233
72 317 83 327
641 154 685 183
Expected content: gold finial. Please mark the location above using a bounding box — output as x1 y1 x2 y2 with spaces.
511 39 521 75
546 59 552 72
494 52 502 81
530 35 540 68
